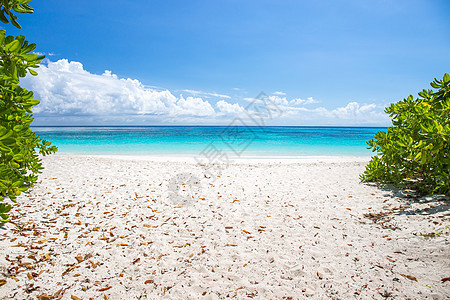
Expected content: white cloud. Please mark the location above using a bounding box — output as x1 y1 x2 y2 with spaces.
268 95 289 106
273 91 286 96
183 89 231 99
22 59 389 126
216 100 245 115
330 102 378 119
244 95 288 106
33 51 55 57
278 101 388 125
245 95 317 107
23 59 214 119
174 96 215 117
290 97 318 106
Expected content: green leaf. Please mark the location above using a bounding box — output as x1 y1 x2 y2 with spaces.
21 42 36 53
0 29 5 44
15 34 25 45
4 39 21 52
22 53 37 61
11 63 18 81
9 14 21 29
443 73 450 84
0 204 11 214
27 99 39 105
29 69 38 76
0 9 9 24
22 3 34 10
0 129 13 140
13 4 33 14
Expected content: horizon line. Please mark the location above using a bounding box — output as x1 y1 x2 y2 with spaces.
31 125 387 128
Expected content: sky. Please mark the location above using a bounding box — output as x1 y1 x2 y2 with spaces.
5 0 450 126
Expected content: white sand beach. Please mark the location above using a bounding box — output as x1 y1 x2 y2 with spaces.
0 155 449 299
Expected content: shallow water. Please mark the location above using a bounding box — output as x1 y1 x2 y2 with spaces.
33 126 384 157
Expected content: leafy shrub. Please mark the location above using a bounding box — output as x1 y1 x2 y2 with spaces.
0 0 57 223
361 74 450 195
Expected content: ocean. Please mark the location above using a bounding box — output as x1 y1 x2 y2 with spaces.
32 126 384 157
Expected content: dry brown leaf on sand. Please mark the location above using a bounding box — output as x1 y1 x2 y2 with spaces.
62 265 79 276
400 274 417 281
317 272 323 279
98 286 112 292
54 288 64 298
441 277 450 283
71 296 82 300
42 252 51 262
132 258 140 264
386 257 396 263
19 262 33 269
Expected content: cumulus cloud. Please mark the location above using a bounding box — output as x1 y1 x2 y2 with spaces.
245 95 317 107
330 102 377 119
280 101 388 125
22 59 215 119
290 97 318 105
22 59 388 126
173 96 215 117
267 95 289 106
216 100 245 115
243 95 288 106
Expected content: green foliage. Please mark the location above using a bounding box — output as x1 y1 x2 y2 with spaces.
0 0 57 223
0 0 33 29
361 74 450 195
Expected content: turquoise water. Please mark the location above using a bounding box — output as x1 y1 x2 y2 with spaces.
33 126 384 156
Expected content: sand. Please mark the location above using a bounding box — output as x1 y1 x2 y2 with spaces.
0 155 449 299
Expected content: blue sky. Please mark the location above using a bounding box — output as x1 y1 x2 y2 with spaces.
7 0 450 126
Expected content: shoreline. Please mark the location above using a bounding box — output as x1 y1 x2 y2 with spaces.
0 155 448 299
51 152 373 163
